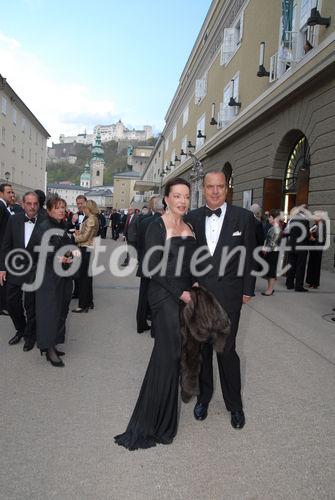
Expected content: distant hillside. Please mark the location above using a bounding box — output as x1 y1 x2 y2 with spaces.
47 137 157 185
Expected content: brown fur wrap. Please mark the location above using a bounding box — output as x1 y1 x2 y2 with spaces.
179 286 231 403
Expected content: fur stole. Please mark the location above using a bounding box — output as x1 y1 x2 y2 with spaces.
179 286 231 403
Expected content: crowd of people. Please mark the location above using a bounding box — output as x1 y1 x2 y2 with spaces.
0 186 102 367
0 172 332 452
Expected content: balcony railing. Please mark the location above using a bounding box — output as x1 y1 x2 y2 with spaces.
269 31 303 83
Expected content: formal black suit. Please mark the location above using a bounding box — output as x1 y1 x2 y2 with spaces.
0 200 12 312
285 215 310 290
135 212 160 333
0 212 41 341
186 203 256 411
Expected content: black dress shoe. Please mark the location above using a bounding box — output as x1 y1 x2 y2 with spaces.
194 402 208 421
286 285 294 290
8 332 23 345
23 338 35 352
0 309 9 315
295 287 309 292
72 307 89 313
137 325 151 334
231 409 245 429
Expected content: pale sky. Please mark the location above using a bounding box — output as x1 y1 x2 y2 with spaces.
0 0 211 143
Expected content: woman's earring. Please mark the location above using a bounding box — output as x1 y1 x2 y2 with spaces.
165 204 169 214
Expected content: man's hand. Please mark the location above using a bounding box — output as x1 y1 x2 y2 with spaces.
180 291 192 304
242 295 252 304
0 271 7 286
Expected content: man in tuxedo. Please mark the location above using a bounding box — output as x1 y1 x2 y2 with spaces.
68 195 87 298
0 191 40 350
186 170 256 429
0 183 15 315
285 206 310 292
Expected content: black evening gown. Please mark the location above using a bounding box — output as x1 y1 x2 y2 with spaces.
35 217 73 349
115 218 195 450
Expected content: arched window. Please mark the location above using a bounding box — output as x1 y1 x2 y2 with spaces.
96 170 100 176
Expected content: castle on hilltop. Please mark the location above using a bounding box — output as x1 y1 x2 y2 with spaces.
59 120 153 145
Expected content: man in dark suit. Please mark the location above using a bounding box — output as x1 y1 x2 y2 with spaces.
285 207 310 292
122 208 139 266
186 170 256 429
110 209 121 240
0 191 40 350
135 196 164 334
0 183 15 315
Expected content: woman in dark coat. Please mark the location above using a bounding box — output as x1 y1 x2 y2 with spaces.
35 195 73 367
261 209 282 296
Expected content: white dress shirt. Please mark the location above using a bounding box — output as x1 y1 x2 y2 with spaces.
24 216 36 247
205 202 227 256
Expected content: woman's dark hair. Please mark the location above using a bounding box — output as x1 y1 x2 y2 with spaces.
269 208 281 219
46 194 66 211
163 177 191 209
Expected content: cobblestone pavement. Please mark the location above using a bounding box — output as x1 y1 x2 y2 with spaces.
1 239 335 499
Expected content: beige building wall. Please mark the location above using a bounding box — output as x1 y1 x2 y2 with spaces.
0 76 49 195
113 176 139 209
159 0 335 269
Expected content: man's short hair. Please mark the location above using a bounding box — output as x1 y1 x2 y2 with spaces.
76 195 87 201
202 169 228 185
23 191 39 203
0 183 12 193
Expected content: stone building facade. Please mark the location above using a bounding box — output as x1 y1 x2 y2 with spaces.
140 0 335 269
0 74 50 195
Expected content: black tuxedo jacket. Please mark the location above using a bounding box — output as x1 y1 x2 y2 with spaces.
186 204 256 313
0 200 10 239
0 212 42 285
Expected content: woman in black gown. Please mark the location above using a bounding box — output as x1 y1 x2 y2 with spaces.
115 178 196 450
35 195 73 367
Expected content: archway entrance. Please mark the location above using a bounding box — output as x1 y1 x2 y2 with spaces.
283 135 310 214
264 131 310 214
222 162 233 203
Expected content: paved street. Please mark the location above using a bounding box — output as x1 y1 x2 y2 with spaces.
1 238 335 500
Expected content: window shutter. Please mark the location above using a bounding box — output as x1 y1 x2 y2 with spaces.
239 12 244 43
195 79 203 103
300 0 315 28
221 28 236 64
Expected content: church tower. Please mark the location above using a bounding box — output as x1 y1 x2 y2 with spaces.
80 163 91 188
90 132 105 187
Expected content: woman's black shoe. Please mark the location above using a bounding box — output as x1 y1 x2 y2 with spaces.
89 302 94 309
55 349 65 356
72 308 89 313
46 352 64 367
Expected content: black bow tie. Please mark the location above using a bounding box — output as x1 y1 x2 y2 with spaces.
25 216 36 224
205 207 222 218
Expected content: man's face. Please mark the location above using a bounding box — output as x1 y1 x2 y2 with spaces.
1 185 14 204
22 194 39 218
76 198 86 211
203 172 228 209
